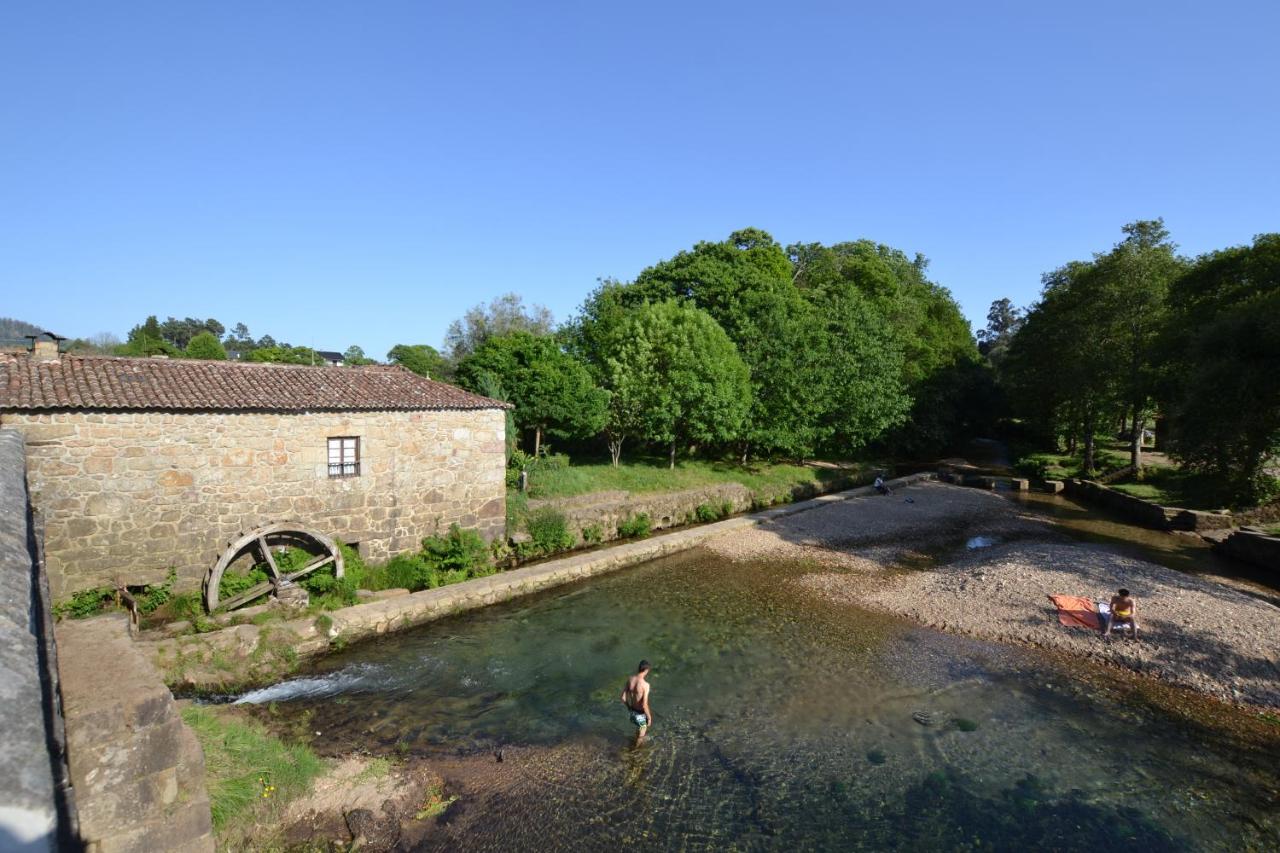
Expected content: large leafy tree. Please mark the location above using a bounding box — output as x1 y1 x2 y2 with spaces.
790 239 971 455
455 332 607 456
387 344 447 378
1090 219 1185 468
604 301 751 468
1004 261 1124 473
976 297 1023 365
1162 233 1280 502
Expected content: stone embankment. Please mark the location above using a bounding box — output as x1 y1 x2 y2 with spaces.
1062 478 1235 533
1215 528 1280 572
56 615 215 852
524 469 870 545
143 473 936 692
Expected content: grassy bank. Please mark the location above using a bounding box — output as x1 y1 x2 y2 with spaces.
182 705 325 844
521 457 872 500
1012 442 1129 481
1107 466 1229 511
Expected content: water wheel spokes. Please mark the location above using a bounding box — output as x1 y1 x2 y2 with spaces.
205 523 344 613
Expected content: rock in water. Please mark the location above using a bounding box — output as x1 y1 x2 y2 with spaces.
912 710 941 726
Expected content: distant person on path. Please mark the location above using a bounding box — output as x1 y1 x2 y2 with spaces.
874 474 892 496
1104 588 1139 640
621 660 653 744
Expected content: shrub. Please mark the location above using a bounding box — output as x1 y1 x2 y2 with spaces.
525 507 575 554
54 586 115 619
719 500 735 518
581 523 604 545
617 513 651 539
422 524 491 574
695 503 719 523
129 569 176 615
384 553 431 590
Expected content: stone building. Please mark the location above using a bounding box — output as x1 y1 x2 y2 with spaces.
0 340 508 597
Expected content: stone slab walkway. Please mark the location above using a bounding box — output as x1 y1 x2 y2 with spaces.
56 615 213 852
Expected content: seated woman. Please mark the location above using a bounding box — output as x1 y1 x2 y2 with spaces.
1104 588 1139 640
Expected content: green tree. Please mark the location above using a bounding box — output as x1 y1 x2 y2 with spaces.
1162 233 1280 502
247 345 321 365
342 345 375 365
605 301 751 468
790 239 977 455
386 344 447 378
1092 219 1185 468
1004 261 1123 473
976 297 1023 365
444 293 554 362
455 332 607 456
185 331 227 360
119 315 179 357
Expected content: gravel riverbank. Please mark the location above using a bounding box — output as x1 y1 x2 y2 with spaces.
704 481 1280 710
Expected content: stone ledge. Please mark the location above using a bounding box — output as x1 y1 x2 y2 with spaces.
56 615 214 852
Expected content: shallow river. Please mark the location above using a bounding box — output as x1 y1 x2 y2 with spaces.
240 500 1279 851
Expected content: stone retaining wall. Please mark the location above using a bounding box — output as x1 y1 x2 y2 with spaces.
525 471 869 544
1062 478 1235 532
1214 529 1280 571
0 429 64 851
145 473 936 693
56 615 214 852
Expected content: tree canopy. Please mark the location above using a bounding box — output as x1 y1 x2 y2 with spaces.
455 331 607 456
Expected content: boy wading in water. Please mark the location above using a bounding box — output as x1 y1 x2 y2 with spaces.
1104 588 1139 640
621 660 653 744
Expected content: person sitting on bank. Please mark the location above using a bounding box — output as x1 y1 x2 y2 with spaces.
874 474 892 496
1104 588 1139 640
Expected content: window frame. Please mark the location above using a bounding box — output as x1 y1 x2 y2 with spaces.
326 436 361 478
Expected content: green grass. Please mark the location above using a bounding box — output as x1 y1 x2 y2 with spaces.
522 457 867 501
1013 443 1129 481
181 705 325 836
1108 466 1230 510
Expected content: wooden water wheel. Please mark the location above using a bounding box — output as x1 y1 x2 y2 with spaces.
204 523 344 612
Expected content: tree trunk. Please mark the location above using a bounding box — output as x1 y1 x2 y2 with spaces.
740 441 750 466
534 426 542 458
669 440 677 470
1129 402 1143 470
608 436 623 467
1082 412 1096 476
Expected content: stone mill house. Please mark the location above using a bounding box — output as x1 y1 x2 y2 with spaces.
0 340 508 598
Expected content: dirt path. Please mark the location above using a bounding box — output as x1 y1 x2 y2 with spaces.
704 481 1280 710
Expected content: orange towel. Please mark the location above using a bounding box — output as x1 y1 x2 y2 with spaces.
1048 594 1101 631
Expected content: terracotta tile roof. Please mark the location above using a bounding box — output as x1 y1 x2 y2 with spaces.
0 353 510 413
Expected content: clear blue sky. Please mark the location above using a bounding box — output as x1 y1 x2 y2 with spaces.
4 1 1277 358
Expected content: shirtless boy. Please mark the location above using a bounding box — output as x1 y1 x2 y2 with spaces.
621 660 653 743
1104 588 1139 640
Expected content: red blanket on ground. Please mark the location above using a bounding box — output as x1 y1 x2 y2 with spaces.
1048 594 1101 631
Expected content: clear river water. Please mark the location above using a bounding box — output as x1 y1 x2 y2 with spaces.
237 494 1280 851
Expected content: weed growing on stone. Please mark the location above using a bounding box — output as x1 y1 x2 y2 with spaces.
581 523 604 545
617 513 652 539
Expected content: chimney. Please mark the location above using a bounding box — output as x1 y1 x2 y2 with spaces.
32 333 62 362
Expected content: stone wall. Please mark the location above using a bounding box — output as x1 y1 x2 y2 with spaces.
57 615 214 852
0 409 506 597
1214 529 1280 572
526 471 872 545
0 430 64 851
1062 478 1235 532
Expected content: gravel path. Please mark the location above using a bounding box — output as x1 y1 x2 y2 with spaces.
705 481 1280 709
